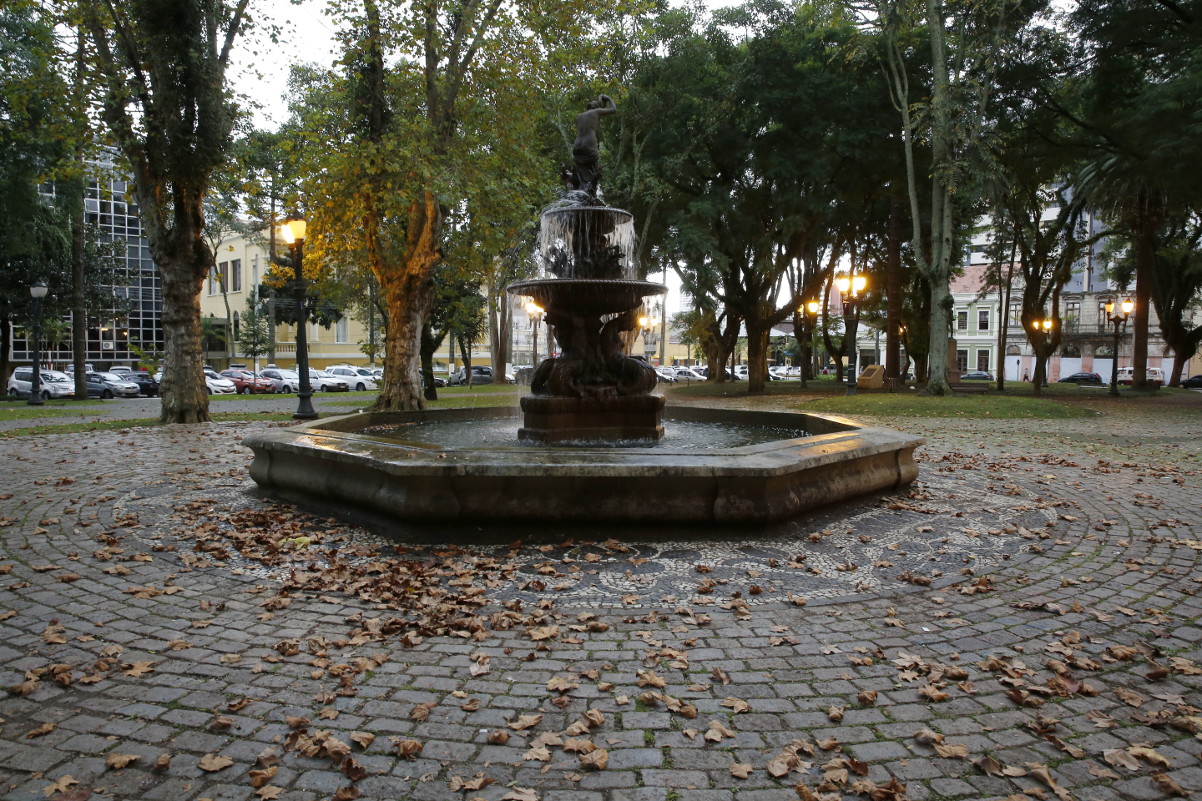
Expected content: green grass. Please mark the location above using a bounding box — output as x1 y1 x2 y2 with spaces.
799 392 1094 419
666 378 1100 418
0 411 294 438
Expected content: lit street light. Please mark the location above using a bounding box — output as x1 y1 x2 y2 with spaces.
525 299 545 370
835 273 867 396
279 217 317 420
1105 298 1134 397
798 299 820 388
638 309 661 364
28 281 48 406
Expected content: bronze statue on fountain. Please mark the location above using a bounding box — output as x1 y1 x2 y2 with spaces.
508 94 667 443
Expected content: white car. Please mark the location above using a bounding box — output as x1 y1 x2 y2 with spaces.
654 367 677 383
326 365 378 391
258 368 303 393
673 367 706 381
203 369 237 394
308 369 350 392
7 368 75 400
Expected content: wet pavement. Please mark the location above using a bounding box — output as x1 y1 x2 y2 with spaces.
0 395 1200 800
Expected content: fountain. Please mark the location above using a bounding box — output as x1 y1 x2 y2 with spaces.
241 94 922 525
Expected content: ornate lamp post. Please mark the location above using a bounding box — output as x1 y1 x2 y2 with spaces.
799 299 820 388
835 273 867 396
638 310 661 364
1029 317 1055 388
525 299 545 369
279 217 317 420
1105 298 1134 397
28 281 48 406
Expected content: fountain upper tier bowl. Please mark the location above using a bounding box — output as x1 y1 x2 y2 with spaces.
242 407 922 526
508 278 666 318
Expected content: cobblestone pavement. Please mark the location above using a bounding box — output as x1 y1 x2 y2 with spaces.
1 396 1201 801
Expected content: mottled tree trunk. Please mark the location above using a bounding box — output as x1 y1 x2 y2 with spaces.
158 257 211 422
370 193 440 412
745 325 771 394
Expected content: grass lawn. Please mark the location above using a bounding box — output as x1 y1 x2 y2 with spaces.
664 376 1188 419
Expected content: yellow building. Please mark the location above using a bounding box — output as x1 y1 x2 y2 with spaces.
199 231 382 371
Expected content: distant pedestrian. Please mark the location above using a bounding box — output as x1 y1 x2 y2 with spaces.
1022 371 1030 382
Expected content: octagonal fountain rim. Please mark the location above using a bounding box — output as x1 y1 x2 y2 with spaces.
241 407 923 525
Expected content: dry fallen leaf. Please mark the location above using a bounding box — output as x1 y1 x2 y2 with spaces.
730 763 754 779
1151 772 1189 797
579 748 609 770
197 753 233 772
26 722 57 739
40 775 79 797
104 753 139 770
508 713 543 731
394 739 423 758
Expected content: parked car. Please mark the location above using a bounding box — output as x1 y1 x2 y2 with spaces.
654 367 677 383
86 371 140 399
126 372 160 397
220 369 275 394
959 370 994 381
1116 366 1165 386
326 365 378 391
108 366 134 377
259 368 301 393
203 369 237 395
1058 371 1103 385
1181 375 1202 389
449 365 498 386
7 369 75 400
673 367 706 381
308 369 350 392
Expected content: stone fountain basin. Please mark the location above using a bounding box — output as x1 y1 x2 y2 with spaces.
242 407 922 525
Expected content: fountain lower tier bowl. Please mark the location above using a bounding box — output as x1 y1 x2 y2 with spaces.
507 279 666 317
242 407 922 525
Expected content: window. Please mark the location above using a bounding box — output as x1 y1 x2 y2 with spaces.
977 350 991 371
233 311 240 341
957 310 968 331
208 265 218 295
231 259 241 292
956 350 968 372
978 309 990 332
1009 303 1022 326
336 318 349 343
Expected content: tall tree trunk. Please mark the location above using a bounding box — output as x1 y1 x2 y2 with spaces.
158 259 210 422
1132 215 1153 390
746 325 770 393
72 29 88 399
885 197 902 381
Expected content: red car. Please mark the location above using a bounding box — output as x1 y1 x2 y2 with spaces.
220 369 276 394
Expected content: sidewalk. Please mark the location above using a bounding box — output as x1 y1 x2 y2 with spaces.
0 398 1199 800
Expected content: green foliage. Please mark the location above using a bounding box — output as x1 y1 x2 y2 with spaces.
237 288 274 365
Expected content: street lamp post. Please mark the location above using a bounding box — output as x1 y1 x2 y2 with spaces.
638 310 661 364
525 299 545 372
1029 317 1054 388
799 299 820 389
279 217 317 420
1105 298 1134 397
835 273 867 396
28 281 48 406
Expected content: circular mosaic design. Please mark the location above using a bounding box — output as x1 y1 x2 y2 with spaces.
116 462 1051 609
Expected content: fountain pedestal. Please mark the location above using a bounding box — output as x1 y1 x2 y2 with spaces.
519 394 665 443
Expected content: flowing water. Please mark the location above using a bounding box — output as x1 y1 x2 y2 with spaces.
359 418 808 450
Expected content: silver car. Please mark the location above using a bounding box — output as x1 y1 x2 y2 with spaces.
7 369 75 400
86 371 140 399
259 368 302 393
326 365 378 391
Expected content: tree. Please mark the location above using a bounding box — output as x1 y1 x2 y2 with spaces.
1069 0 1202 389
237 288 274 370
295 1 644 413
856 0 1027 395
79 0 250 422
